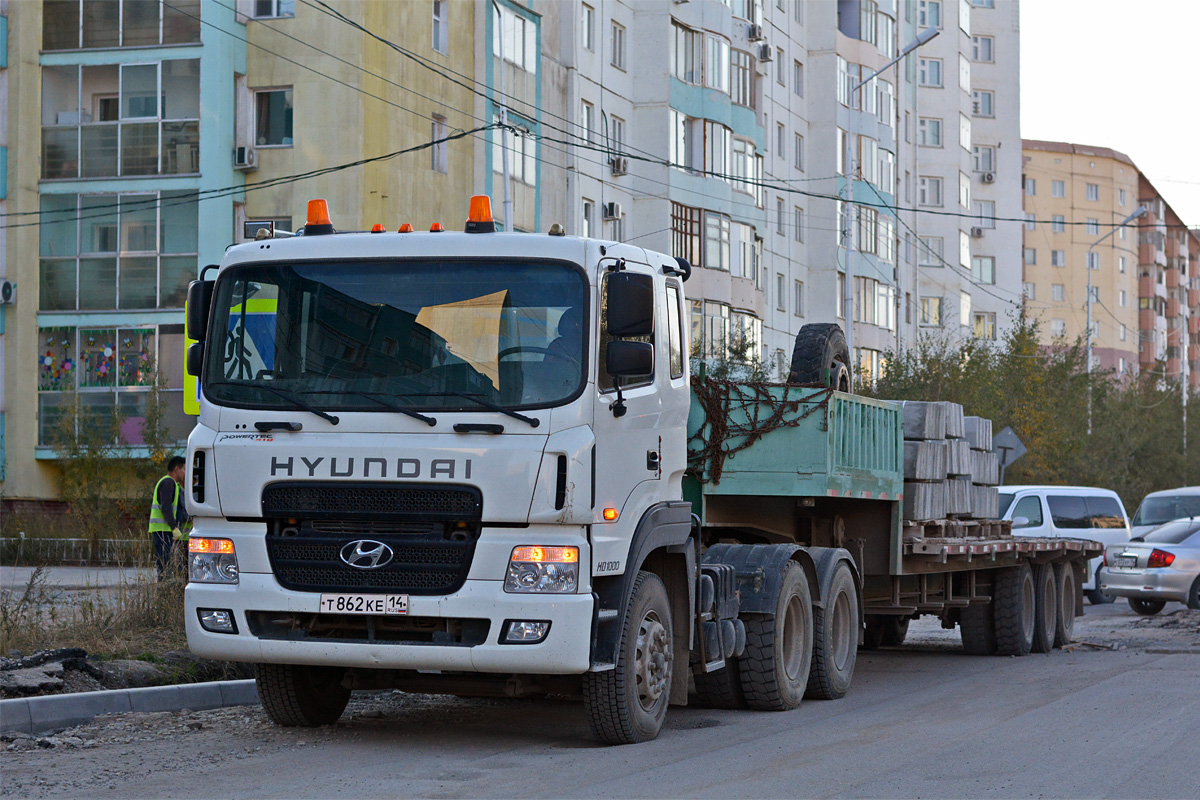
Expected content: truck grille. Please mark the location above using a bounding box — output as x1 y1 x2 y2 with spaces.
262 482 482 595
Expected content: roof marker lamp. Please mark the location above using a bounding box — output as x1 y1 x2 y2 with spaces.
465 195 496 233
304 199 334 236
370 223 385 233
430 222 445 232
189 537 239 584
398 223 414 233
504 546 579 594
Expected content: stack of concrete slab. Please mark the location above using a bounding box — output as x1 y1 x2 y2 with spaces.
899 401 1002 522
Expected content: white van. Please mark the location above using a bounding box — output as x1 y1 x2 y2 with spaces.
1130 486 1200 538
999 486 1132 604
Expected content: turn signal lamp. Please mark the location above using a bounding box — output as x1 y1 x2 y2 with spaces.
398 223 414 233
1147 549 1176 569
304 199 334 236
430 222 445 232
190 537 235 555
510 546 579 564
465 195 496 234
603 508 619 522
371 223 385 233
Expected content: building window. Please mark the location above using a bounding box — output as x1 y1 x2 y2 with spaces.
959 113 972 152
1051 214 1065 232
255 0 295 18
1119 256 1127 273
837 274 846 318
959 171 971 209
918 0 942 28
1025 177 1036 196
1119 188 1127 206
494 5 538 73
1023 282 1036 300
38 192 199 312
973 312 996 340
581 4 594 51
920 296 943 326
611 21 626 70
672 23 702 83
671 202 703 267
960 290 972 327
707 121 733 177
1086 218 1099 235
776 198 785 236
776 273 786 312
918 58 943 87
243 217 293 241
918 236 944 266
1051 319 1066 338
1051 249 1066 267
973 0 995 6
777 47 786 85
1025 213 1036 231
1086 182 1100 201
971 35 994 62
582 199 594 238
1088 252 1100 270
706 212 732 270
43 0 201 50
731 50 756 109
959 231 971 268
707 35 731 93
1051 284 1065 302
255 88 294 147
918 117 942 147
794 280 804 317
973 145 995 172
919 176 943 207
794 133 805 171
1024 247 1037 265
793 60 804 97
581 101 596 144
431 115 448 173
1052 180 1065 198
959 53 971 92
731 138 761 201
972 89 994 117
1119 290 1127 307
974 200 995 228
432 0 449 54
794 207 804 243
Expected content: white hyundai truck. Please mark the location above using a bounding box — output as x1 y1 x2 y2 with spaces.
184 197 1098 744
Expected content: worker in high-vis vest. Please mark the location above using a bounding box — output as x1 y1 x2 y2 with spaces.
149 456 190 579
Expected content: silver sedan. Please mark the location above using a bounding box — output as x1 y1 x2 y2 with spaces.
1099 518 1200 615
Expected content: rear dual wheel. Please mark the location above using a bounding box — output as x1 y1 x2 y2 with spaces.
806 563 859 700
1054 562 1078 647
1031 563 1057 654
993 564 1036 657
739 562 813 711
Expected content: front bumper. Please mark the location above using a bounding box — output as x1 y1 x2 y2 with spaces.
1098 566 1194 603
186 573 594 673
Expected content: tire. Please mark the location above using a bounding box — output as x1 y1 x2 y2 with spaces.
739 561 813 711
1189 577 1200 611
993 564 1036 657
806 562 859 700
583 571 673 745
1054 562 1078 647
692 661 745 709
788 323 852 392
1086 565 1116 605
255 663 350 727
862 616 885 651
1031 563 1057 654
1128 597 1166 616
960 602 997 655
880 616 910 647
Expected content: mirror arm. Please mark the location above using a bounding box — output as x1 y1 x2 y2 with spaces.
611 384 628 418
605 257 627 274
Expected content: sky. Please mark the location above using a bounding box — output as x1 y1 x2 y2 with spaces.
1019 0 1200 228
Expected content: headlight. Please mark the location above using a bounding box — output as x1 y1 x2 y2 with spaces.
504 546 579 593
189 537 239 584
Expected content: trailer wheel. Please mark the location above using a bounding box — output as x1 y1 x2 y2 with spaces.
805 562 858 700
880 616 910 647
692 661 746 709
1031 563 1057 654
1053 563 1077 647
993 564 1036 656
788 323 851 392
1085 565 1116 605
255 664 350 727
960 602 997 655
738 561 813 711
1128 597 1166 616
583 571 673 745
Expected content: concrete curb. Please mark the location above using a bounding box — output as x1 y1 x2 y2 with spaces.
1 679 259 735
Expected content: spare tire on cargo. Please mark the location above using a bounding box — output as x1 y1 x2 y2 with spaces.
788 323 851 392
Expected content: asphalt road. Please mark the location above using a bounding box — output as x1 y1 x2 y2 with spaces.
4 606 1198 799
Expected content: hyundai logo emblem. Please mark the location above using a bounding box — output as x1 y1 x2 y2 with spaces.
339 540 394 570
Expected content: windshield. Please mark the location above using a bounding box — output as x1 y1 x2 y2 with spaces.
1140 519 1200 545
204 259 587 412
1132 494 1200 527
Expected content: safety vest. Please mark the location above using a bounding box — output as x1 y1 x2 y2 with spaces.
149 475 181 534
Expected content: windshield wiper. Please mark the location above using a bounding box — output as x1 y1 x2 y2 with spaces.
302 390 437 427
418 392 540 428
207 381 339 425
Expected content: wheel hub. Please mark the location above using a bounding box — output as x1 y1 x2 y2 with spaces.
635 613 671 710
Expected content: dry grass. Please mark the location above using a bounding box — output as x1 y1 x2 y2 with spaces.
0 564 188 658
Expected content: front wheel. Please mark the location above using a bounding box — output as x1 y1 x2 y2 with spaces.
1128 597 1166 616
583 571 673 745
739 561 813 711
256 664 350 727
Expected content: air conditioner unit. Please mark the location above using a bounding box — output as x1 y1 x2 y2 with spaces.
609 156 629 177
758 43 773 62
970 226 984 238
233 146 258 171
747 23 764 41
981 172 995 184
0 280 15 305
603 202 623 220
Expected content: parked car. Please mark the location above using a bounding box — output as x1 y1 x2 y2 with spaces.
1098 518 1200 615
1000 486 1131 604
1129 486 1200 538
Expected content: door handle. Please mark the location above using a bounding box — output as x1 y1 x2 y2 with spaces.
646 450 660 471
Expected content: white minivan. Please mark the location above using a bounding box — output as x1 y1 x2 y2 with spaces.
1000 486 1132 604
1129 486 1200 538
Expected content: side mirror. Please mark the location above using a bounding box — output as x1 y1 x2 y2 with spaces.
186 342 205 377
605 273 654 337
606 340 654 379
1011 516 1030 529
186 280 214 342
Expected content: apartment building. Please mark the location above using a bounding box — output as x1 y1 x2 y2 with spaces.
3 0 244 502
1021 140 1141 376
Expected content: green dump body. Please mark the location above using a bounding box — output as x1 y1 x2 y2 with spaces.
684 384 904 514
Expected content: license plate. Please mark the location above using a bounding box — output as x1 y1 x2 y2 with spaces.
1113 555 1138 568
318 593 408 615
